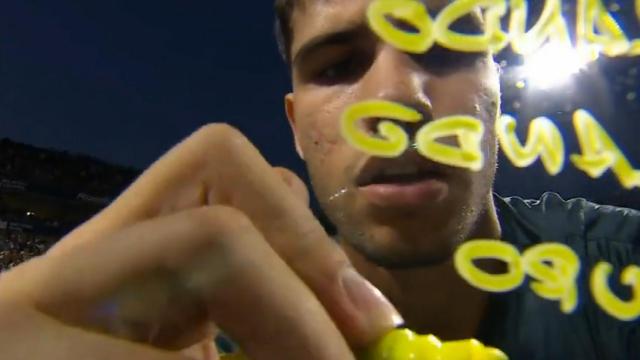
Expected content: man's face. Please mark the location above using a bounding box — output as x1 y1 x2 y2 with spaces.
285 0 501 268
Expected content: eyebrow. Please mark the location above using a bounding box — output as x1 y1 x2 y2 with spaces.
292 23 366 68
291 5 485 68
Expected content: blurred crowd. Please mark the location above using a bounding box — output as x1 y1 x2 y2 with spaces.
1 138 138 198
0 138 141 271
0 230 56 270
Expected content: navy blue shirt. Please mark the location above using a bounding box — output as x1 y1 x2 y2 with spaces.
476 193 640 360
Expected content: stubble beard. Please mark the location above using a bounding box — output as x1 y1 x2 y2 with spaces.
334 192 490 270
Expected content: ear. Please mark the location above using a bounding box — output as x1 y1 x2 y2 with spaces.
285 93 305 160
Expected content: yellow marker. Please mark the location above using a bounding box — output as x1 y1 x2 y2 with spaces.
222 329 508 360
361 329 508 360
576 0 630 58
440 339 483 359
570 109 640 189
496 114 565 176
508 0 573 56
341 100 422 158
591 262 640 321
415 115 485 171
454 239 525 292
522 243 580 314
434 0 509 53
362 328 434 360
367 0 435 54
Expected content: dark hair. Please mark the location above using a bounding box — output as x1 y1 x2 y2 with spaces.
274 0 297 63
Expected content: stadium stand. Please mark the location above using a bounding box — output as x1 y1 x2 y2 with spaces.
0 138 141 270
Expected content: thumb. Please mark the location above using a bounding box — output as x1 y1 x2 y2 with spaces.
273 167 310 207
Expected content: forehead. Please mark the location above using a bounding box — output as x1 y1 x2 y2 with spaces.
290 0 449 57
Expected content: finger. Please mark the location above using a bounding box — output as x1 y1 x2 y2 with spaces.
167 126 403 346
7 206 355 359
0 303 190 360
181 339 220 360
273 166 310 206
54 124 401 346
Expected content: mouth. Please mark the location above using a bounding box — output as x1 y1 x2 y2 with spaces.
355 154 450 208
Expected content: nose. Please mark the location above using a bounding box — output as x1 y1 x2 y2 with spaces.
358 46 433 139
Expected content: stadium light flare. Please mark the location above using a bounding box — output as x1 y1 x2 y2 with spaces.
519 42 594 90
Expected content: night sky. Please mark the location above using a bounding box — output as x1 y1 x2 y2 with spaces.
1 0 639 208
0 1 295 169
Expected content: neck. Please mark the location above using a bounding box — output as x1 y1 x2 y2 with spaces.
341 194 501 340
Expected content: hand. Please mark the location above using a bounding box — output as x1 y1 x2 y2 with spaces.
0 124 402 359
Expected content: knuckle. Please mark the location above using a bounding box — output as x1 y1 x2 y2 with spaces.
186 205 256 248
180 206 264 273
196 122 239 138
189 123 251 167
195 123 247 151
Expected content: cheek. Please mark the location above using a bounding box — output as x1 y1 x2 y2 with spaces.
430 72 499 151
295 120 342 172
294 92 352 159
427 65 499 116
429 80 482 117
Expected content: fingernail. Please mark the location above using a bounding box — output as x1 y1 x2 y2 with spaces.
341 268 404 330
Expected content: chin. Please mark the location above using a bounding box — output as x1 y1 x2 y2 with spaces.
338 214 467 269
335 183 492 266
346 233 456 269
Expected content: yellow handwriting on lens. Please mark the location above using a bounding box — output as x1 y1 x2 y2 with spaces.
628 0 640 55
570 109 640 189
509 0 573 56
576 0 630 58
496 114 565 176
434 0 509 53
454 239 525 292
522 243 580 313
415 116 485 171
367 0 435 54
341 100 422 158
590 262 640 321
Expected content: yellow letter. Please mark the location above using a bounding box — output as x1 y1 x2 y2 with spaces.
367 0 435 54
522 243 580 314
508 0 572 56
496 114 565 175
576 0 630 58
629 0 640 55
341 100 421 158
416 115 485 171
434 0 509 53
570 109 640 189
454 239 525 292
591 262 640 321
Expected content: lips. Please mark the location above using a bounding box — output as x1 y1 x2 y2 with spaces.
360 170 441 187
355 151 448 187
355 152 450 207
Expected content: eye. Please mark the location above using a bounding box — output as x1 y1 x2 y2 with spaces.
314 56 365 84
